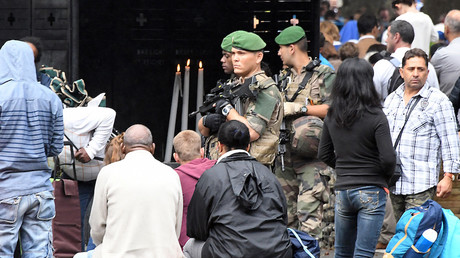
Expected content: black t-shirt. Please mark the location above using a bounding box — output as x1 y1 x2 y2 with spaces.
318 107 396 190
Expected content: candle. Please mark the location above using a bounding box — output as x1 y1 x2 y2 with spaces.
196 61 204 131
181 59 190 131
165 64 181 162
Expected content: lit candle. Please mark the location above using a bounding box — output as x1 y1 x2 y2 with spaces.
196 61 204 131
181 59 190 131
165 64 181 162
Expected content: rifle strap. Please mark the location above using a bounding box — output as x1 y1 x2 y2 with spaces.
286 69 315 102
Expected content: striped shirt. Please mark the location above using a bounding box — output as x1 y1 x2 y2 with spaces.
0 40 64 200
384 83 460 195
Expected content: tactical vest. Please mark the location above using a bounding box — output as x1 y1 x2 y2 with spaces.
204 135 220 160
247 73 283 165
280 65 333 158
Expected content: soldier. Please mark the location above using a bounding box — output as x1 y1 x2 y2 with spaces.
274 26 336 240
198 30 283 166
202 31 239 160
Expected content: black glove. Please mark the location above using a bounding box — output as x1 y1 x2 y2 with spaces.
203 114 227 134
214 99 232 115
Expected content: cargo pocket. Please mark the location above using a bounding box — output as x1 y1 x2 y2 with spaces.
0 196 20 223
36 191 56 220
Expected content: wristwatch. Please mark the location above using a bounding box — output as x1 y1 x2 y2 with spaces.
300 106 308 114
444 172 455 181
222 104 233 116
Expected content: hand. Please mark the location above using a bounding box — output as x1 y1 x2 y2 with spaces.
284 102 305 116
436 176 453 198
214 99 232 115
203 114 227 134
75 147 91 163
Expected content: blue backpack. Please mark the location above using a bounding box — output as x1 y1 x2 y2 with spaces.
384 200 448 258
288 228 320 258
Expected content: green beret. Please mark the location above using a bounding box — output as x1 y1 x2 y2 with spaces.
221 31 243 52
231 31 266 51
275 26 306 45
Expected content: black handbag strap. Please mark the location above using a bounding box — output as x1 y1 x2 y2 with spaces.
394 97 421 149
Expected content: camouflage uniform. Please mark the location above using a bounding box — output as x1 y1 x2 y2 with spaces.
204 72 282 166
204 77 238 161
274 63 335 240
243 71 283 165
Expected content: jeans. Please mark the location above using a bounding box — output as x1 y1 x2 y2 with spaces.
77 180 95 250
335 186 386 258
0 191 55 258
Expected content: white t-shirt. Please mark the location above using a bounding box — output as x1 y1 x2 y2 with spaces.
59 107 116 181
396 11 439 54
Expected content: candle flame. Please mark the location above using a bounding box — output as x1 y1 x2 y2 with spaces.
177 64 180 72
199 61 203 69
186 59 190 67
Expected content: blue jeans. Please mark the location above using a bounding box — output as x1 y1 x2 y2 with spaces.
77 180 95 250
335 186 386 258
0 191 55 258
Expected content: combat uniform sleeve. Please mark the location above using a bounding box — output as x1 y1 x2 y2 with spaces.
48 96 64 157
245 86 280 135
187 175 212 241
317 118 336 168
318 68 336 105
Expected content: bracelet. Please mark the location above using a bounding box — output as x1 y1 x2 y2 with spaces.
444 172 455 181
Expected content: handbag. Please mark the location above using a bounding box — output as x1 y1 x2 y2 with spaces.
388 97 421 187
52 141 82 257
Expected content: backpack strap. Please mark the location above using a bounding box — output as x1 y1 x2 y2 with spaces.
386 57 401 68
287 228 315 258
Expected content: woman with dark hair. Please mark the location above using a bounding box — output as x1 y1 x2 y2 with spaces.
184 120 292 258
318 58 395 257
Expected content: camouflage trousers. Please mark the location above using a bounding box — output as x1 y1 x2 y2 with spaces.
274 151 330 240
390 186 436 221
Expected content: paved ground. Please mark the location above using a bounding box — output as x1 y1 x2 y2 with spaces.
320 248 385 257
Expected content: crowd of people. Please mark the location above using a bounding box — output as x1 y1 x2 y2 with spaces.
1 0 460 257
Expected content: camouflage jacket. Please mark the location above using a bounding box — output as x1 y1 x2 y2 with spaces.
241 71 283 165
279 63 335 126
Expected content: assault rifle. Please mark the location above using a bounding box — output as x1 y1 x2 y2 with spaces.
189 76 258 117
274 74 289 171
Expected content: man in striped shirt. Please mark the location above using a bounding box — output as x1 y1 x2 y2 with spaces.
0 40 64 257
384 48 460 220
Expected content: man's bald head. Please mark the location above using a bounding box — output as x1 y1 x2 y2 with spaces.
123 124 154 153
445 10 460 36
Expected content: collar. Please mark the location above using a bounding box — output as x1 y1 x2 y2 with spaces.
391 47 411 63
396 81 431 99
450 37 460 45
358 35 376 41
217 149 251 164
291 57 313 76
124 149 154 159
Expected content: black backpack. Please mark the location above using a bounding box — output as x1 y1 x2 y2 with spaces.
384 57 404 95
